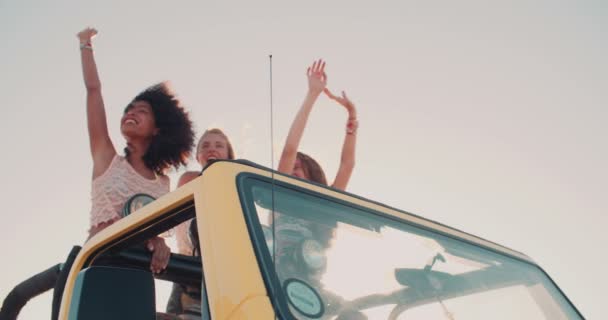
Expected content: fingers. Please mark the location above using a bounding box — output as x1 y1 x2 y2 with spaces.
325 89 356 113
341 91 354 105
148 238 171 274
323 87 342 102
324 88 337 100
77 27 98 41
307 59 328 94
157 246 170 272
159 239 170 269
343 91 357 115
342 91 356 111
309 59 325 74
151 250 169 274
147 238 159 273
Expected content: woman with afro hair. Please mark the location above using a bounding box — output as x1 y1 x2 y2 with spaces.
78 27 194 269
2 27 196 320
50 27 193 320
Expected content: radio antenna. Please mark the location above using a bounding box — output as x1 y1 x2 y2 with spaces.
269 54 276 262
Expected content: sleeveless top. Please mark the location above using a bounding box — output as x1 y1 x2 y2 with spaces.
90 155 170 227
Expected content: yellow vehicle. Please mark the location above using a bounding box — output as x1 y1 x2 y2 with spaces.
57 160 584 319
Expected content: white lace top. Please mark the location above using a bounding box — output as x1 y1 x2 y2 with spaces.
90 155 169 227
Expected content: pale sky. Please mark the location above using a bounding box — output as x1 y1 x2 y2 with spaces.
1 0 606 319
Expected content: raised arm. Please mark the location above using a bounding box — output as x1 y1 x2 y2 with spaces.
277 59 327 174
324 89 358 191
77 27 115 178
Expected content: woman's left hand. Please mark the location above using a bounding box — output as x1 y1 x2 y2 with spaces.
146 237 171 274
324 89 357 118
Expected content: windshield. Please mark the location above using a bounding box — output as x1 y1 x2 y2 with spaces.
239 176 582 320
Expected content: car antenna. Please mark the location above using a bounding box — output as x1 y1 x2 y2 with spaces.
268 54 276 262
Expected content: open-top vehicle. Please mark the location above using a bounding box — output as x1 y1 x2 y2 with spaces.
58 160 583 319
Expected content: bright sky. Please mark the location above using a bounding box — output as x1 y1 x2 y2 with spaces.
1 0 606 319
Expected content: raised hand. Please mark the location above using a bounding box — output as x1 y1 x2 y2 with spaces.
277 59 328 175
324 89 357 118
77 27 98 44
307 59 327 96
324 88 358 190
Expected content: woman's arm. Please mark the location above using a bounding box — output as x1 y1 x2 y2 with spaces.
77 27 115 178
277 59 327 174
324 89 358 191
177 171 199 187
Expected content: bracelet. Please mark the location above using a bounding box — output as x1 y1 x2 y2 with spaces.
80 42 93 50
346 118 359 135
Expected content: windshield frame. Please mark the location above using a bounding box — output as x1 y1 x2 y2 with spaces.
236 170 584 319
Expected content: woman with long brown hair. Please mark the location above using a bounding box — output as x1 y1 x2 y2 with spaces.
278 59 358 189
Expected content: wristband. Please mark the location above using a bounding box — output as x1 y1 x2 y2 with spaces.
346 118 359 135
80 42 93 50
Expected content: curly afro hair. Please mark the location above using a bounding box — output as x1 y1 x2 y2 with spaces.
124 82 195 175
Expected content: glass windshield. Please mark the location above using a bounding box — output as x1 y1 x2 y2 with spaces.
240 176 581 320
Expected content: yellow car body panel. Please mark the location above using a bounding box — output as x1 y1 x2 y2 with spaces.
58 160 538 319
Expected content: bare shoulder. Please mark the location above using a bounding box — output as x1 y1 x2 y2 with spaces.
178 171 200 187
159 174 170 185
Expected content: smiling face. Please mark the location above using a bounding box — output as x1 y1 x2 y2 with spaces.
196 133 230 165
121 101 159 140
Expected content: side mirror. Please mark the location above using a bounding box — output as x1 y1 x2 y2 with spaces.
394 268 453 296
68 267 155 320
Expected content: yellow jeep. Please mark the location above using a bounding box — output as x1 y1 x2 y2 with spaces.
58 160 583 319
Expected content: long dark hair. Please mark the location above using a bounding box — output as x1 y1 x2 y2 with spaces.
124 82 195 174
